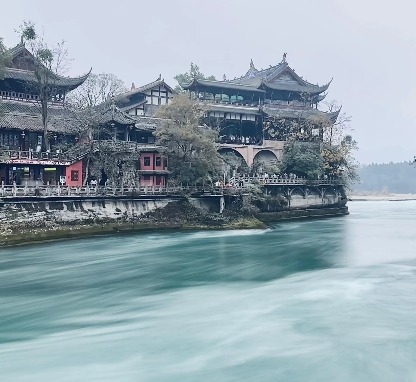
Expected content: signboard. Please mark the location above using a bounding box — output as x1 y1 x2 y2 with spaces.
5 160 71 165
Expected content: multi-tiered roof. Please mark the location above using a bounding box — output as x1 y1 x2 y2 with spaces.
182 55 331 104
0 43 90 99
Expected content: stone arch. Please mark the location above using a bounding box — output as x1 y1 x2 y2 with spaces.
253 150 279 169
323 187 337 198
218 148 247 165
289 187 306 197
218 148 248 178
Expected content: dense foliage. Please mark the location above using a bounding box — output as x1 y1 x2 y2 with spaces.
156 94 222 185
278 101 358 186
281 142 323 178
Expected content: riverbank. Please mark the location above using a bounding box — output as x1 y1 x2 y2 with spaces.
349 193 416 201
0 198 262 247
0 197 348 247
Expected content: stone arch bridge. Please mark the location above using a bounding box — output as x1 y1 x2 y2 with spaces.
219 140 285 167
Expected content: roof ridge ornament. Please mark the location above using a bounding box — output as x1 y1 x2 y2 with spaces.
250 59 257 71
282 52 287 64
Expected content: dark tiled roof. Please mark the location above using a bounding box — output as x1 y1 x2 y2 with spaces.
116 78 176 100
182 78 265 94
132 116 163 130
92 102 162 131
262 81 330 94
0 99 79 133
5 43 91 91
93 103 137 126
230 61 331 95
3 68 91 90
8 43 27 58
119 98 147 111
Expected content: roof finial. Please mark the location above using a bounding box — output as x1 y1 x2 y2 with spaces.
223 74 227 81
282 53 287 63
250 59 256 70
131 82 136 90
157 74 162 81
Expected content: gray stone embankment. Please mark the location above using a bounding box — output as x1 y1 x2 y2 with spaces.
0 197 266 246
0 194 348 247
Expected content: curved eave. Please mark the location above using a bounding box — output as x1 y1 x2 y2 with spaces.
2 67 92 91
262 81 329 95
329 107 341 124
313 93 327 103
97 112 135 126
182 78 265 95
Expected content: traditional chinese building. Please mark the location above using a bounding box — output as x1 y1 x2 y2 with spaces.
0 43 90 186
182 55 340 168
85 101 169 187
114 76 176 117
0 43 169 187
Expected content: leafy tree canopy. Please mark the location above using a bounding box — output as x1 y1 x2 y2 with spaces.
156 94 222 185
281 142 323 179
174 63 216 92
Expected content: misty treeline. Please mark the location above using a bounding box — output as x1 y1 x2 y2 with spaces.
352 162 416 194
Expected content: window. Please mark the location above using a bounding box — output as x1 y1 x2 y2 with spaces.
163 158 168 169
144 157 151 166
71 170 79 181
156 176 162 185
155 157 161 166
143 175 151 180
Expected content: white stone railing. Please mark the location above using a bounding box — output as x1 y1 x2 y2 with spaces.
0 184 227 198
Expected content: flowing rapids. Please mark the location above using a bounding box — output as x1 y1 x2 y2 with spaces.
1 201 416 381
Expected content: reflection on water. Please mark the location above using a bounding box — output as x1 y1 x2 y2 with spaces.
1 201 416 381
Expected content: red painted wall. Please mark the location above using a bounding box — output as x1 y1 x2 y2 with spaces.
139 152 168 187
65 160 83 186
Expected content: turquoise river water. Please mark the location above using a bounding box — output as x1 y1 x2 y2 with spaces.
1 201 416 381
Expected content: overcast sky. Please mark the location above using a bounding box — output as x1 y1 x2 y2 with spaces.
2 0 416 164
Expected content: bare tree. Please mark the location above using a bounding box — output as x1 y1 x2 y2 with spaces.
0 37 11 80
321 100 352 146
66 73 127 109
18 21 73 150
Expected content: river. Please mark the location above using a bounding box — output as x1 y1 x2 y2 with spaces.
1 201 416 381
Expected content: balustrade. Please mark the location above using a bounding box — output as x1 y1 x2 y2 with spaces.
0 176 341 199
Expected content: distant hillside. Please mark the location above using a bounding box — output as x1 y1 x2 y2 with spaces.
352 161 416 194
